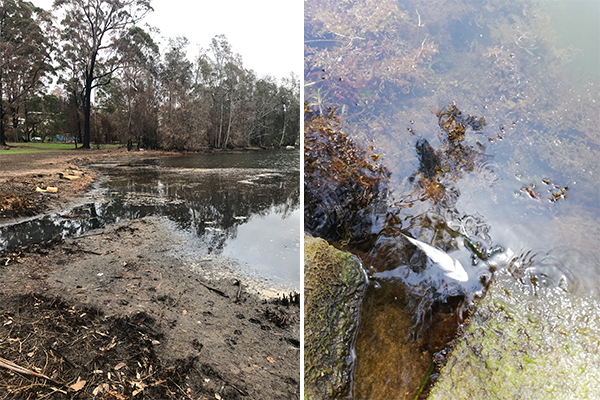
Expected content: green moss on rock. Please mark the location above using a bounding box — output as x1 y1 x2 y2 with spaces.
304 235 367 399
428 270 600 399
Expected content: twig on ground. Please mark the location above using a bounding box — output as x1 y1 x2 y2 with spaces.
196 280 229 298
0 356 66 388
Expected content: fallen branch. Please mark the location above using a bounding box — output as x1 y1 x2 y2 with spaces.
80 249 103 255
0 356 65 388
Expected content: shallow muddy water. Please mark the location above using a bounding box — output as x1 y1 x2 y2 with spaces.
305 0 599 397
0 150 300 290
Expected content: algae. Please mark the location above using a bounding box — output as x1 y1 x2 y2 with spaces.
428 269 600 399
304 235 367 399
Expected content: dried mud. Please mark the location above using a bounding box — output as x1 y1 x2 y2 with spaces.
1 148 126 221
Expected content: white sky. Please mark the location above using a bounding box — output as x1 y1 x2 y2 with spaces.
32 0 302 81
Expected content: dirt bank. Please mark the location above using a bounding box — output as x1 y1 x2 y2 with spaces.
0 150 300 399
0 148 173 222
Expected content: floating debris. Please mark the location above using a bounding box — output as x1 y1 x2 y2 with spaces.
35 186 58 193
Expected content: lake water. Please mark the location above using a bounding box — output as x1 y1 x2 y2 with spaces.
305 0 599 397
0 150 300 290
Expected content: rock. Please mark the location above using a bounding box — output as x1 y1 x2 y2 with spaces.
428 269 600 399
304 235 367 399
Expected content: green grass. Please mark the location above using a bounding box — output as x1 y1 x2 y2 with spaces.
0 142 121 154
14 142 78 149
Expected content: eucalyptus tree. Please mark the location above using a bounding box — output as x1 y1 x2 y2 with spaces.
0 0 54 146
53 0 152 149
57 54 85 144
158 36 195 150
197 35 247 149
249 75 300 147
24 94 64 141
97 26 160 149
250 76 280 146
226 67 255 147
220 57 249 148
277 73 300 146
122 27 160 149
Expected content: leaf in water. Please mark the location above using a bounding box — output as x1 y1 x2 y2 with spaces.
267 356 275 363
70 377 86 391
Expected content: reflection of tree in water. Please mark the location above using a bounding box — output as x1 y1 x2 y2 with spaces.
182 177 299 254
0 166 299 254
0 211 104 252
100 168 299 254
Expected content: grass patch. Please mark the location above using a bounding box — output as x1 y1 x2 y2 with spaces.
13 142 77 149
0 142 121 154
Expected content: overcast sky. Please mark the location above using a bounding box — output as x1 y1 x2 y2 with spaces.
31 0 302 81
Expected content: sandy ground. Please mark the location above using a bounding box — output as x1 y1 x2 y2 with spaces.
0 148 300 399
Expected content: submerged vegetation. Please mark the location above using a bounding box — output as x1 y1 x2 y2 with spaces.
305 0 599 194
304 105 390 244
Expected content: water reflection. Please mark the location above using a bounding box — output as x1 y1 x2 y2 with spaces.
0 150 300 288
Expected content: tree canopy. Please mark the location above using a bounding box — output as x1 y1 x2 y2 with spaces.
0 0 54 146
0 0 299 150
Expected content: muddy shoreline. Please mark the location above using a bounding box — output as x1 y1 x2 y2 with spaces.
0 149 300 399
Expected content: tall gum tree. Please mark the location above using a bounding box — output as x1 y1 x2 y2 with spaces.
53 0 152 149
197 35 246 149
97 26 160 149
159 37 194 150
0 0 53 147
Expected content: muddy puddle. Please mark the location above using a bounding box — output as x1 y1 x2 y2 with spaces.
0 150 300 292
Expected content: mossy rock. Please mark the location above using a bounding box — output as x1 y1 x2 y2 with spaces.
428 270 600 399
304 235 367 399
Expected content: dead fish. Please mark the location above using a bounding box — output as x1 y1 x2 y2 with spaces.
402 233 469 282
